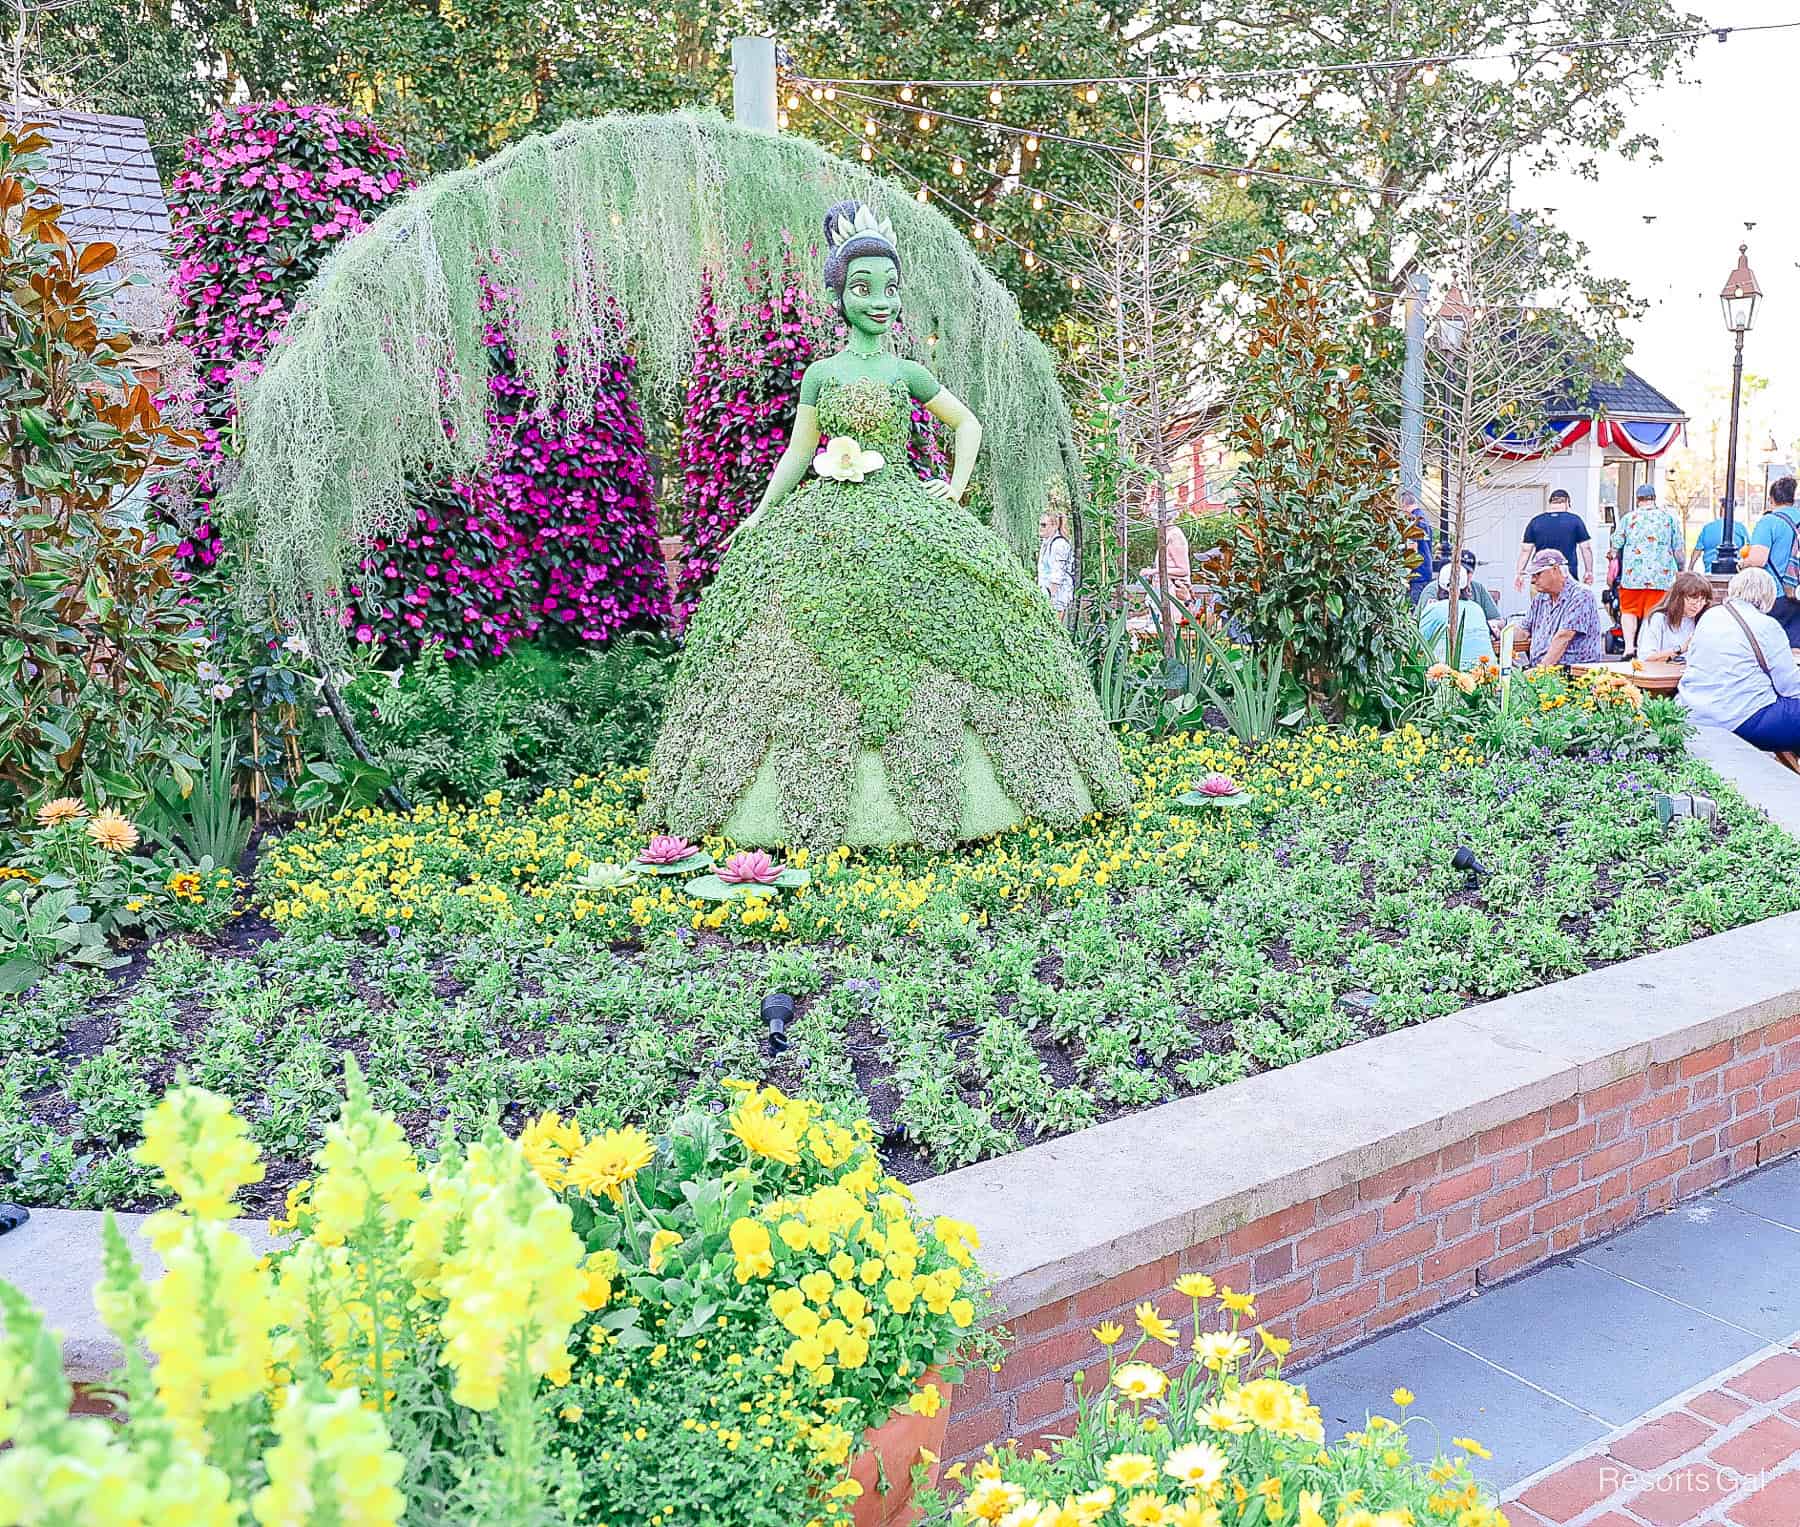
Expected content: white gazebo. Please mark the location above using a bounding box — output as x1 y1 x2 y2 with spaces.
1447 368 1687 615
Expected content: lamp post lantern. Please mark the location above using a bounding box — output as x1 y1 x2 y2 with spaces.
1716 245 1763 575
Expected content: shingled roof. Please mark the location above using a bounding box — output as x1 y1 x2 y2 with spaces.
1550 366 1687 423
5 104 173 347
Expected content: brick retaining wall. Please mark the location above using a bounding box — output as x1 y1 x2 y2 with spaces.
940 1011 1800 1463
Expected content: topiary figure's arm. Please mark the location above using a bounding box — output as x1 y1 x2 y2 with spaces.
922 387 981 505
731 402 822 545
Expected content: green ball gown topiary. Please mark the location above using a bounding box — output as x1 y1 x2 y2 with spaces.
643 204 1133 853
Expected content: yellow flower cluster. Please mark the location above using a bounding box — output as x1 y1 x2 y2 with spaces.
134 1085 265 1220
430 1136 587 1409
941 1274 1503 1527
251 1386 406 1527
257 728 1467 945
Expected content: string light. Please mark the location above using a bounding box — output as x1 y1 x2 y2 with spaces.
900 84 915 102
1420 64 1439 86
1235 173 1249 189
1178 247 1191 263
786 92 800 109
1024 133 1040 153
777 110 790 128
809 87 823 101
1023 248 1037 268
1083 86 1099 103
1070 275 1082 290
988 86 1003 106
864 117 878 136
822 86 836 100
1130 154 1144 171
949 156 965 175
917 112 933 130
1031 192 1045 210
860 143 873 161
973 221 985 240
1184 81 1202 99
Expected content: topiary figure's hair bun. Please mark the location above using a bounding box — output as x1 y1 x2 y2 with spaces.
822 199 902 312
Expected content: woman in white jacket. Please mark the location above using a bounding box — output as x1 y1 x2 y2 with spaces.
1677 567 1800 751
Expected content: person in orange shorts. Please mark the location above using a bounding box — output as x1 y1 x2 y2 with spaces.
1610 482 1683 657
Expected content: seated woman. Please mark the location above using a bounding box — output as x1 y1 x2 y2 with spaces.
1418 562 1498 669
1638 571 1710 661
1677 567 1800 752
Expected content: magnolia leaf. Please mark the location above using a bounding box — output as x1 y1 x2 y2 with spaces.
76 241 119 275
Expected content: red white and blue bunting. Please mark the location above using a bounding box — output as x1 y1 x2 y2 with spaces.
1482 416 1684 462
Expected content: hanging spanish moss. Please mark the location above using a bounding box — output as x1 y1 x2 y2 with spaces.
226 109 1083 641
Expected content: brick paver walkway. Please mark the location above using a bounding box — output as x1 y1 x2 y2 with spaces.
1505 1334 1800 1526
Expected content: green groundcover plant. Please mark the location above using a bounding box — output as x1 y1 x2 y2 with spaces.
5 689 1795 1214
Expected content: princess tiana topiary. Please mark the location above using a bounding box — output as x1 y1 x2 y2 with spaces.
642 201 1134 853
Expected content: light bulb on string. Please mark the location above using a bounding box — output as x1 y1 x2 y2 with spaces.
1023 249 1037 268
1185 81 1202 100
1070 275 1082 291
950 156 965 176
1235 173 1249 189
823 86 836 100
988 87 1003 107
1083 86 1099 103
1025 134 1040 153
860 144 873 162
917 113 932 131
786 93 800 110
1108 222 1122 242
1420 64 1438 86
809 87 822 102
915 186 928 202
1130 155 1144 172
900 85 914 102
864 118 877 136
1178 247 1191 263
777 110 790 129
1337 188 1354 205
973 222 985 240
1031 192 1045 210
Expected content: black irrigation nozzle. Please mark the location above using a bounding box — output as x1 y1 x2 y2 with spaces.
1450 846 1489 888
763 991 795 1055
0 1203 28 1237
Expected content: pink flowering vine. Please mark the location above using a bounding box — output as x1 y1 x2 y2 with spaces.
338 281 669 660
165 102 409 570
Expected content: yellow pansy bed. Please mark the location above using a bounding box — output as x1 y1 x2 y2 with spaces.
257 727 1452 943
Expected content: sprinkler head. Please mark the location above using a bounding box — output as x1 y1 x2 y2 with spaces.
763 991 795 1055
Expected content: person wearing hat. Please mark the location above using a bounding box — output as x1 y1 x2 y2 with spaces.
1514 487 1593 593
1414 547 1500 624
1418 561 1499 669
1523 548 1608 666
1610 482 1683 657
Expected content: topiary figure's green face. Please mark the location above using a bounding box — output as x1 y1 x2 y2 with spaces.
840 255 899 339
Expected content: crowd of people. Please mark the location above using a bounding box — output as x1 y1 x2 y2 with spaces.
1412 476 1800 756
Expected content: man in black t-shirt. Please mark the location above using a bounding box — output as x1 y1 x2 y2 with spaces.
1513 488 1594 593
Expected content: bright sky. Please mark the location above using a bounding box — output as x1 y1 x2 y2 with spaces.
1524 2 1800 461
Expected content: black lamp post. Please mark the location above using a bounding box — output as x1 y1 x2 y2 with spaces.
1716 245 1763 575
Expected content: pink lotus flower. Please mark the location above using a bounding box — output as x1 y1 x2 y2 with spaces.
637 835 698 866
716 850 783 886
1199 773 1242 797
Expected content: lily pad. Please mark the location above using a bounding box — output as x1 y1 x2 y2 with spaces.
684 867 810 902
1173 787 1256 813
633 851 713 877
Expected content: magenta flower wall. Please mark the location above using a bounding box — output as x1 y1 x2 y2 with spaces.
166 102 409 569
339 289 670 660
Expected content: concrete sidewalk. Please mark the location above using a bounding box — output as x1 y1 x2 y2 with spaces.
1296 1154 1800 1503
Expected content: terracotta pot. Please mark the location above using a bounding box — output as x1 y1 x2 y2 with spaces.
849 1374 950 1527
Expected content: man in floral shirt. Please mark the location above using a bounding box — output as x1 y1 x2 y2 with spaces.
1611 482 1683 657
1524 549 1608 666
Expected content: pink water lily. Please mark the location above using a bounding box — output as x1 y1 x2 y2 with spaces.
1199 773 1242 797
716 850 784 886
637 835 699 866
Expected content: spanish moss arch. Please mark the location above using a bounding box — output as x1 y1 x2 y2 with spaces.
226 109 1085 636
